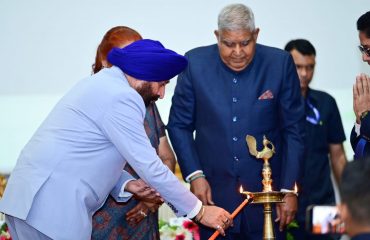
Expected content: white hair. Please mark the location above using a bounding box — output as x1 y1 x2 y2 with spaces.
218 3 255 32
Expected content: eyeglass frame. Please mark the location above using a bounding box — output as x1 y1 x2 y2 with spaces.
358 45 370 57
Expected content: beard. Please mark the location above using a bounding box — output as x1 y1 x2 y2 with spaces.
136 82 160 107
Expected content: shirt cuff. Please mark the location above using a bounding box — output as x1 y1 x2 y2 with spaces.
281 188 298 196
185 199 202 219
355 122 361 137
118 179 135 198
185 170 203 182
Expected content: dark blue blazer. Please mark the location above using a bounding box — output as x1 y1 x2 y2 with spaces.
351 114 370 159
351 233 370 240
168 44 305 233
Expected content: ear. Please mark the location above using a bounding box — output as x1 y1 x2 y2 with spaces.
214 30 220 41
124 73 140 88
254 28 260 40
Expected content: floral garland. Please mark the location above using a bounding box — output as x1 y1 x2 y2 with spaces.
159 217 200 240
0 222 11 240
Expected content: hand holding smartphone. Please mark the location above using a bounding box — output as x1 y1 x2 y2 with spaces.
306 205 345 235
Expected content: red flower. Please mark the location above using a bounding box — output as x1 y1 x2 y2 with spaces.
0 235 11 240
183 220 199 232
183 220 200 240
193 231 200 240
175 234 185 240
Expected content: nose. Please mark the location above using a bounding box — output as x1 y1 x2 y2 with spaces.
234 44 242 56
362 53 370 63
299 68 308 78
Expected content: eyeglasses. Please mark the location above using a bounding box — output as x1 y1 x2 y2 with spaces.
358 45 370 57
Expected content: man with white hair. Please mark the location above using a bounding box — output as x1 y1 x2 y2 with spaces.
168 3 305 239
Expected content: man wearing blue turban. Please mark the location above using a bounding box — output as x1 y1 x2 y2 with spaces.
0 39 232 240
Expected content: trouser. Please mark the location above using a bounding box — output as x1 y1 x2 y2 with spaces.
5 215 52 240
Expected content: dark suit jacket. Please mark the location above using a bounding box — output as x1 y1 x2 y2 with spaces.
351 114 370 159
168 44 305 234
351 233 370 240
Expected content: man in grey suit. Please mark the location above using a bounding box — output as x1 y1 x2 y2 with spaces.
0 39 232 239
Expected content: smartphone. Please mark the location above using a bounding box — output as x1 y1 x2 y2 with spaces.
306 205 345 235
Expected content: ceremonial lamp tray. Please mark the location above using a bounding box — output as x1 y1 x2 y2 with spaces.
242 191 286 204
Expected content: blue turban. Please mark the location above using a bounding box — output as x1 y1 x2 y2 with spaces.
107 39 188 82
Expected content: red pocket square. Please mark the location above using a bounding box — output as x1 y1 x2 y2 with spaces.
258 90 274 100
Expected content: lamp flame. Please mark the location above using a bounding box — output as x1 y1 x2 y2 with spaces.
239 185 243 193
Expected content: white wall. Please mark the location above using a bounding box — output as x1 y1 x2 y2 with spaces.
1 0 369 173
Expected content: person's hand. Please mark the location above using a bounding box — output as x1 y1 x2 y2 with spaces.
125 179 163 203
190 177 214 205
141 200 162 213
353 74 370 123
198 205 233 237
126 201 151 227
275 194 297 231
